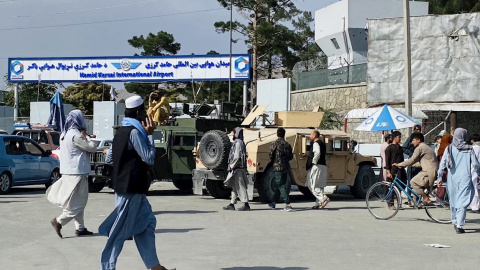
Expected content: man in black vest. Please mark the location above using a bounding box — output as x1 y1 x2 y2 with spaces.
99 96 174 270
306 130 330 209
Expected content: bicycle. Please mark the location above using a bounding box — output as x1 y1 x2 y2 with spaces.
365 169 451 223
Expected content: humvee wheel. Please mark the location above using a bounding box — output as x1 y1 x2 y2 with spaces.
199 130 231 170
350 165 376 199
257 167 292 203
88 176 106 193
206 179 231 199
172 179 193 191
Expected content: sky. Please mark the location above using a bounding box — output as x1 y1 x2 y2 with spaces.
0 0 340 91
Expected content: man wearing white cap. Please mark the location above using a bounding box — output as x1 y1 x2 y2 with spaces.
99 96 174 270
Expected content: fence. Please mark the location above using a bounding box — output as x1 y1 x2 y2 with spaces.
293 64 367 91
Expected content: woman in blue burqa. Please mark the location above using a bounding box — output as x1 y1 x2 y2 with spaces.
437 128 480 234
223 127 250 211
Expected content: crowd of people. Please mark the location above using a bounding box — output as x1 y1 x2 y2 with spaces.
380 125 480 234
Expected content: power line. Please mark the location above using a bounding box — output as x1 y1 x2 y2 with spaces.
1 0 161 19
0 8 224 31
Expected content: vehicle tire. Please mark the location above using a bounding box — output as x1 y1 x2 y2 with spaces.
88 176 105 193
366 181 401 220
172 179 193 191
351 165 376 199
198 130 231 170
0 172 12 195
425 185 451 224
205 179 231 199
297 185 316 200
257 166 292 203
45 169 60 189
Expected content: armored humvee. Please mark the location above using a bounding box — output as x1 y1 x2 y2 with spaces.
192 105 377 201
150 103 242 191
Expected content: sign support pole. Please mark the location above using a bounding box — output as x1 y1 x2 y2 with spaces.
14 83 19 121
243 81 247 116
228 0 233 102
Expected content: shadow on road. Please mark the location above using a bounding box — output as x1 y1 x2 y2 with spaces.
153 210 217 215
222 267 308 270
0 200 28 203
155 228 203 234
7 186 46 195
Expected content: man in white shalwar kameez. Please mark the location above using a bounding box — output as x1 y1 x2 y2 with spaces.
306 130 330 209
47 110 97 238
223 127 250 211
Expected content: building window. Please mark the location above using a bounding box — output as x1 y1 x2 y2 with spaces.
331 38 340 50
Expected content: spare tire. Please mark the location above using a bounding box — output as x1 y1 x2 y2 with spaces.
198 130 231 170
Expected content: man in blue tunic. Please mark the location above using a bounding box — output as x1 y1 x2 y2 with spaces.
437 128 480 234
99 96 175 270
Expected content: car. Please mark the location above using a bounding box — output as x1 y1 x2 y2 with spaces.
0 135 60 194
11 124 61 151
90 139 113 151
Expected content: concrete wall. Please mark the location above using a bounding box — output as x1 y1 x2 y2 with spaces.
291 83 367 115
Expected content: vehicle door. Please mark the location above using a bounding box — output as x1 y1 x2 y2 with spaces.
2 137 29 183
326 138 349 185
21 139 45 182
171 132 198 175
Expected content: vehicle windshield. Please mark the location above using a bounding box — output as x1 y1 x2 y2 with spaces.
50 133 60 145
92 141 101 148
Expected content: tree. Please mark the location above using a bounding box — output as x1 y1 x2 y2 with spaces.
126 30 182 97
62 82 113 115
427 0 480 14
4 80 57 117
214 0 319 100
318 107 343 130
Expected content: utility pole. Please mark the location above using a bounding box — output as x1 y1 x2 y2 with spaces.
228 0 233 102
403 0 413 133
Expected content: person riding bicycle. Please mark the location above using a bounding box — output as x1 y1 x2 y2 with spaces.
393 133 438 205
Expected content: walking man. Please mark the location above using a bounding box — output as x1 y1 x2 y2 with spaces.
223 127 250 211
437 128 480 233
306 130 330 209
99 96 174 270
47 110 97 238
268 127 294 211
380 133 393 182
394 133 438 204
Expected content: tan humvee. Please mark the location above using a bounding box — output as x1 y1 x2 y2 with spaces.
192 105 377 202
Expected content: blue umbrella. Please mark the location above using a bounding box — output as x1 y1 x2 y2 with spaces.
355 104 421 131
47 92 66 132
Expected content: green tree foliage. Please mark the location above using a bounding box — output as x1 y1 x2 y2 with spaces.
128 31 181 56
428 0 480 14
4 81 57 117
318 107 343 130
126 30 181 98
62 83 113 115
214 0 319 98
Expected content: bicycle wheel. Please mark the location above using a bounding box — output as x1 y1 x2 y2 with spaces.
425 185 451 224
366 182 401 220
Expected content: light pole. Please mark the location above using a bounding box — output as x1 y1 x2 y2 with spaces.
228 0 233 102
403 0 413 133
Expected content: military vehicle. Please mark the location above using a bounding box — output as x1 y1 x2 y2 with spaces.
192 105 378 201
150 103 242 191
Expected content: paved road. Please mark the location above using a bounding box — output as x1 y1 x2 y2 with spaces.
1 182 479 270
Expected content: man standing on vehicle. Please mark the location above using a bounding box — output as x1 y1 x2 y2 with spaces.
48 110 97 238
223 127 250 211
394 133 438 204
306 130 330 209
99 96 174 270
268 127 294 211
